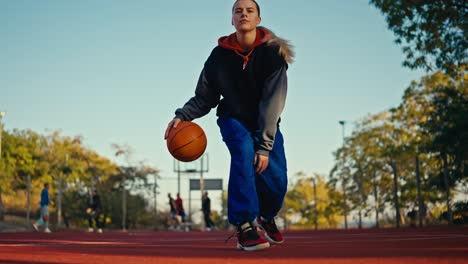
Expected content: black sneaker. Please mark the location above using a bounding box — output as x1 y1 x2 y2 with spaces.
236 221 270 251
255 217 284 244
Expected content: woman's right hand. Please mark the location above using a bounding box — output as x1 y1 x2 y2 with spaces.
164 118 182 139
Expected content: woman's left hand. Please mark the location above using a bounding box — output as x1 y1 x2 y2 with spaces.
254 153 269 174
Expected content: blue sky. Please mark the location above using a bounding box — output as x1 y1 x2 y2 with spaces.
1 1 423 211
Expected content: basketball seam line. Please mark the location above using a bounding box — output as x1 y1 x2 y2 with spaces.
172 133 205 154
168 124 194 147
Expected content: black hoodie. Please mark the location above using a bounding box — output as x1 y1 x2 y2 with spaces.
175 27 294 156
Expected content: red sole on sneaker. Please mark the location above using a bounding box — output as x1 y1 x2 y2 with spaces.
255 223 284 244
264 233 284 244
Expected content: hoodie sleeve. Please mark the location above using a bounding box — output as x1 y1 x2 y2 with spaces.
255 65 288 156
175 68 220 121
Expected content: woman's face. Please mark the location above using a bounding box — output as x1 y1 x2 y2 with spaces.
232 0 261 33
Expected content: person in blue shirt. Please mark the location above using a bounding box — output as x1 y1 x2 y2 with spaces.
33 183 52 233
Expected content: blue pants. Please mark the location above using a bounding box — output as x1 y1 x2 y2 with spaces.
217 117 288 225
36 205 49 228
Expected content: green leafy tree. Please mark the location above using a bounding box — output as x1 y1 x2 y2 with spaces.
393 71 467 224
330 71 467 228
418 73 467 223
329 145 353 228
345 130 381 228
370 0 467 77
391 72 466 224
0 128 164 229
0 130 50 220
284 172 342 229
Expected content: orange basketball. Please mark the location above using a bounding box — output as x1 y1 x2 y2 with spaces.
166 121 207 162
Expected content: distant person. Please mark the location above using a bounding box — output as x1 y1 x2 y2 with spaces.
407 209 417 227
167 193 178 230
87 190 103 233
420 203 428 224
175 193 186 224
202 192 215 231
33 183 52 233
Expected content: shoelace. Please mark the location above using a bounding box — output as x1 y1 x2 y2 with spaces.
263 219 279 233
224 231 239 244
225 222 256 244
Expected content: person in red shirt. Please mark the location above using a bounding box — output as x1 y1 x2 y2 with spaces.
175 193 186 223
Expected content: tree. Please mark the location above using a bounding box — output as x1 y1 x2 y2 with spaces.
337 110 428 228
0 128 165 230
419 73 468 223
370 0 467 77
285 172 342 229
394 71 467 224
345 130 380 228
0 129 49 220
329 146 352 229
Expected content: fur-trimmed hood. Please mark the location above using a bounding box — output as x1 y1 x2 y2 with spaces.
260 26 295 64
218 27 295 65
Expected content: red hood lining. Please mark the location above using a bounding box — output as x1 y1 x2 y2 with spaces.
218 28 270 70
218 27 270 53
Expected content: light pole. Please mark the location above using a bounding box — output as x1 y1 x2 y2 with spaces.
122 170 127 231
153 172 160 229
311 176 318 230
186 153 209 225
0 111 5 159
0 111 5 221
112 144 131 231
338 120 348 229
173 159 181 194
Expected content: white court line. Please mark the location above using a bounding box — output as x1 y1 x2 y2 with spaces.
0 242 227 248
0 237 462 249
0 234 466 247
0 237 222 247
285 234 468 239
290 236 468 244
287 234 468 238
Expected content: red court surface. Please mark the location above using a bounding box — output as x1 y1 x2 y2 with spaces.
0 227 467 264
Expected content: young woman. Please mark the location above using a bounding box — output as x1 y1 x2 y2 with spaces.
165 0 293 251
